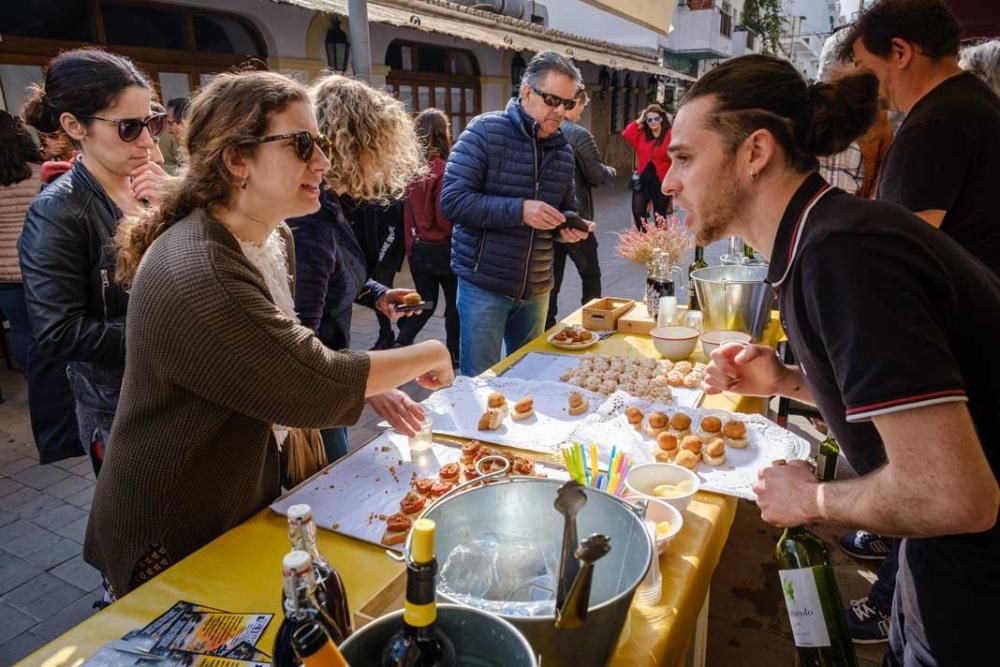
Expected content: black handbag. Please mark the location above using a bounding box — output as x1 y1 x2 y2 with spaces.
410 237 452 275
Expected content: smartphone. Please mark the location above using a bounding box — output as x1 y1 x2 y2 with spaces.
396 301 435 314
558 213 591 232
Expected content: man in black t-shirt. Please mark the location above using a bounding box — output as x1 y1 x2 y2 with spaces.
843 0 1000 277
665 54 1000 666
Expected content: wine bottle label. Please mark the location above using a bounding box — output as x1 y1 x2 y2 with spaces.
778 567 832 648
403 599 437 628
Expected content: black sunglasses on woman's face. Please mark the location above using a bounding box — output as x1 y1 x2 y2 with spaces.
78 113 167 142
530 85 579 111
235 130 333 162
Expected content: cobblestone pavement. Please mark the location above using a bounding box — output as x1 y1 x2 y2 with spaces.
1 180 883 665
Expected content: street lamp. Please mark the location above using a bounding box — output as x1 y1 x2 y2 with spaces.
510 53 526 97
325 20 350 73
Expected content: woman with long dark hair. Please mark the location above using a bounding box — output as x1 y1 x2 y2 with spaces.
623 103 673 229
396 108 459 365
19 48 169 472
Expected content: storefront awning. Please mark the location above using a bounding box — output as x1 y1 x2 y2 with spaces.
275 0 695 82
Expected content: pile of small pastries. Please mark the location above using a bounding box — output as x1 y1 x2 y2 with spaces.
559 353 706 402
625 407 749 469
477 390 590 431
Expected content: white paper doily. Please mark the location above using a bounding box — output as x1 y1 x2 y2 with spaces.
567 392 810 500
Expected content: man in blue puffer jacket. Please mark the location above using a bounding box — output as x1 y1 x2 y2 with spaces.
442 51 595 376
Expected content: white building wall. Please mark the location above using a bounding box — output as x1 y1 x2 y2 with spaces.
543 0 666 50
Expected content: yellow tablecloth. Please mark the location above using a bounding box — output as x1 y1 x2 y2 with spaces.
24 305 779 667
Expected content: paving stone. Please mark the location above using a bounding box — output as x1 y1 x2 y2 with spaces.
49 554 102 592
3 571 92 623
0 476 27 499
55 515 90 544
0 600 36 646
0 518 35 545
64 485 96 509
0 509 16 528
12 464 70 491
33 503 87 533
0 484 40 512
52 456 89 472
0 456 36 477
0 630 46 665
2 526 62 558
43 474 93 500
0 552 42 595
14 492 64 522
26 589 101 643
68 459 95 478
24 537 81 571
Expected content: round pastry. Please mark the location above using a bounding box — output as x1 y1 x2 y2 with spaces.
439 463 461 481
669 412 692 437
657 359 675 374
655 450 674 463
568 391 589 416
569 375 586 387
699 416 723 441
512 457 535 475
625 406 644 431
646 411 669 436
675 449 700 470
430 480 455 497
674 361 693 375
413 478 435 495
400 491 426 515
477 408 503 431
461 441 481 464
723 420 748 448
463 464 480 480
599 379 618 395
666 371 685 387
640 357 657 370
386 513 412 533
681 434 703 454
703 437 726 466
657 431 679 453
683 372 702 388
474 446 497 462
402 292 423 305
487 392 507 409
560 368 577 382
578 329 593 341
511 397 535 421
693 362 707 372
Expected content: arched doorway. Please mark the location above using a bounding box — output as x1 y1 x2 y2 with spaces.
384 40 481 139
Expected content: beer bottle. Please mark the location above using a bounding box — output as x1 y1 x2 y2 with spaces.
287 504 352 642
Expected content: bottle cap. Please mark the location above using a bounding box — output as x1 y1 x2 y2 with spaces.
410 519 436 564
282 550 313 576
287 504 313 524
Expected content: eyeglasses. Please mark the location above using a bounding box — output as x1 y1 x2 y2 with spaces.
646 116 663 124
235 131 333 163
530 85 579 111
78 113 167 142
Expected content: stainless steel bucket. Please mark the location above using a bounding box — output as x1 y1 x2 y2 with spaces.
691 265 775 340
422 477 652 667
339 603 538 666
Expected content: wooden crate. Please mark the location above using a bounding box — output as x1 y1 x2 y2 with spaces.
354 565 407 629
616 305 656 335
581 298 635 331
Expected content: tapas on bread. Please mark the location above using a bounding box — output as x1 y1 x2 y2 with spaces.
548 324 599 350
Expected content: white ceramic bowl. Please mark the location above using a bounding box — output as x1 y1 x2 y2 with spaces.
641 497 684 554
650 326 700 361
624 462 701 512
700 330 752 358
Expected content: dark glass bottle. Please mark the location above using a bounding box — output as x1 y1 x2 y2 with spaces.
687 246 708 311
816 436 840 483
274 551 344 667
292 621 349 667
381 519 456 667
744 243 756 261
287 504 352 643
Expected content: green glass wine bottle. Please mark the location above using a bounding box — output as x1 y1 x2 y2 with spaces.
381 519 456 667
775 452 857 666
687 246 708 311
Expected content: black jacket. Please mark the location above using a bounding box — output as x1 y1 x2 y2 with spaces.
19 159 127 411
560 120 615 221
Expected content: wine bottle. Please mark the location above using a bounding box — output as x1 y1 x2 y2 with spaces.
816 436 840 484
287 504 352 642
381 519 456 667
687 245 707 311
292 621 349 667
744 243 756 261
274 551 346 667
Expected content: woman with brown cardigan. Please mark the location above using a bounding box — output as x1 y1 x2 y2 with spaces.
85 71 454 598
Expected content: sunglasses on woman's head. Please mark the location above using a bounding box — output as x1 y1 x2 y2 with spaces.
78 113 167 142
236 130 334 163
646 116 663 124
530 85 579 111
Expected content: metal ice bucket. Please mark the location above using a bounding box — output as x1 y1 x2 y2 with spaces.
421 477 653 667
691 265 775 340
339 603 538 666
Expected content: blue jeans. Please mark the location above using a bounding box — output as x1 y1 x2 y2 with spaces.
0 282 31 369
320 426 351 464
457 278 549 377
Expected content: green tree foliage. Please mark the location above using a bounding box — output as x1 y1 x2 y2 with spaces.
742 0 786 55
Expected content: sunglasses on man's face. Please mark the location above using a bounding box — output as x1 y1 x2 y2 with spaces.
530 85 579 111
78 113 167 142
646 116 663 124
237 130 333 163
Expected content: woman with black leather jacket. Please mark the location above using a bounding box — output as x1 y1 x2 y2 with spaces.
19 48 169 474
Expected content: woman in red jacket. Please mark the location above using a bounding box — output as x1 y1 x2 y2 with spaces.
623 103 672 230
396 109 459 366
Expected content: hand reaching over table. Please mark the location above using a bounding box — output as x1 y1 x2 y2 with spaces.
368 389 426 436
